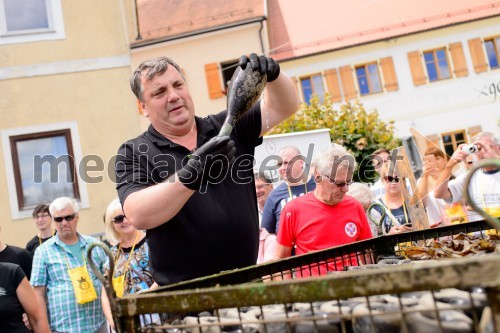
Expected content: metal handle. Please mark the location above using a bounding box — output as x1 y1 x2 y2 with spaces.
463 158 500 229
87 242 122 332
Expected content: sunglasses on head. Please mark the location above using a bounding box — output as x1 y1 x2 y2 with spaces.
53 213 77 223
384 176 400 183
112 215 126 224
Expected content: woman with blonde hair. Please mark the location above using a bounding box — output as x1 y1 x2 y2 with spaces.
371 162 413 234
101 198 153 330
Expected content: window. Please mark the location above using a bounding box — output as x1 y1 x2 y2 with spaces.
355 63 382 95
300 74 325 104
484 36 500 69
220 59 239 94
441 130 466 157
0 0 65 45
423 49 451 81
2 122 89 219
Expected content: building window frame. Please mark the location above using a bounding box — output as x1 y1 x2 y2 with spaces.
484 35 500 70
300 73 325 104
423 48 452 82
355 62 383 96
441 130 467 157
0 0 65 45
1 121 89 220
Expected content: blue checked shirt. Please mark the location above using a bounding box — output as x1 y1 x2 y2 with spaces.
31 233 108 333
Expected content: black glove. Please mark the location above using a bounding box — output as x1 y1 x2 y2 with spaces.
239 53 280 82
178 136 236 191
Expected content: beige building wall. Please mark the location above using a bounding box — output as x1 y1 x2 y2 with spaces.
0 1 141 246
130 23 268 131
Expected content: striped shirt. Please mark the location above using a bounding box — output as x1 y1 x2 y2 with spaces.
31 233 107 333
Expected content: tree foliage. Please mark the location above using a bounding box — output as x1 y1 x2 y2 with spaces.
269 93 400 183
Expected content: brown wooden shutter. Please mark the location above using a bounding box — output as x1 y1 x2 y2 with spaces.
379 56 399 91
407 51 426 86
468 38 488 73
204 63 223 99
467 125 482 141
323 68 342 103
339 65 356 101
449 42 468 77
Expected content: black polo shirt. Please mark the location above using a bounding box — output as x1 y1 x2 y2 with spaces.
115 105 262 285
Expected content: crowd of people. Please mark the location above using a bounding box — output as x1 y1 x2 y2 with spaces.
0 52 498 332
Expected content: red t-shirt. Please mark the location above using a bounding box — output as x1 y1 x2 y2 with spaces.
277 192 372 275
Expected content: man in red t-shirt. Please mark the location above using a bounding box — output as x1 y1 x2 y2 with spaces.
275 144 373 276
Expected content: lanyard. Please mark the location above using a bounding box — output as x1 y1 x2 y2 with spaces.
62 246 85 270
114 232 140 280
383 194 409 225
38 230 55 245
287 183 308 200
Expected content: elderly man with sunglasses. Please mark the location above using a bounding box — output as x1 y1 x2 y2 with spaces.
274 144 373 275
31 197 108 333
434 131 500 221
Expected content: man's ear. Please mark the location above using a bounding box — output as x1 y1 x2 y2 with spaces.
140 100 149 117
314 174 322 183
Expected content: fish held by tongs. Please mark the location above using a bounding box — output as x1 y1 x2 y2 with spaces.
218 63 267 137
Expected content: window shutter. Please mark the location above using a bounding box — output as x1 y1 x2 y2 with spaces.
449 42 468 77
380 57 399 91
407 51 426 86
339 65 356 101
467 125 482 141
323 68 342 103
204 63 223 99
468 38 488 73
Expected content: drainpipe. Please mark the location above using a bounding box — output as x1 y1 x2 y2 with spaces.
258 19 266 55
134 0 142 40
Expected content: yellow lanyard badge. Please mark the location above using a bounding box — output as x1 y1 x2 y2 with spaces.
64 251 97 304
112 232 140 298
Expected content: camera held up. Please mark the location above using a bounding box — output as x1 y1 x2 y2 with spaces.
461 144 478 155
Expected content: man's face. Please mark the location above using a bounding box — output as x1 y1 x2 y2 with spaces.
53 207 79 242
277 149 304 184
474 137 500 160
34 211 52 231
372 152 389 174
255 178 273 209
316 165 352 205
139 66 195 134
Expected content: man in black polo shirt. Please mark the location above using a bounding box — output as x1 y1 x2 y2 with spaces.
115 54 299 285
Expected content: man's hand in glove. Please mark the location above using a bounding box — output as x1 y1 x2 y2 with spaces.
178 136 236 192
239 53 280 82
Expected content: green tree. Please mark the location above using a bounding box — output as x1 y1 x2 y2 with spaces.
269 93 400 183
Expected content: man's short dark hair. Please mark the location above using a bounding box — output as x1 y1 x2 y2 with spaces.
254 171 272 184
32 204 50 218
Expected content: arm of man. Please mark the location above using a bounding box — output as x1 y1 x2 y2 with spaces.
260 72 300 136
120 136 236 230
18 279 50 333
434 145 468 200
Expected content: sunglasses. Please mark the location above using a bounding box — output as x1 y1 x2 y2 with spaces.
384 176 401 183
53 213 77 223
323 174 353 188
112 215 126 224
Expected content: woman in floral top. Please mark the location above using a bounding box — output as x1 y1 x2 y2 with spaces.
101 198 154 330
